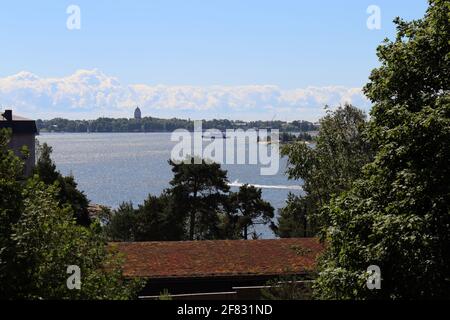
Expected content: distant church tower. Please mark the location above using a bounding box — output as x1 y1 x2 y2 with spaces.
134 106 142 120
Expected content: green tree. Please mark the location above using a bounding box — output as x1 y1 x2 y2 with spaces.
9 179 142 299
104 202 138 241
105 193 185 242
35 142 91 226
274 193 315 238
0 129 142 299
35 141 60 183
106 159 275 242
278 104 372 236
0 129 26 295
169 157 230 240
314 0 450 299
135 192 185 241
229 184 274 239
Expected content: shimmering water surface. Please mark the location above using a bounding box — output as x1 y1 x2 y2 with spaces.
37 133 303 238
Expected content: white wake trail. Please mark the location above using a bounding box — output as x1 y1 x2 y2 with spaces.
228 179 303 191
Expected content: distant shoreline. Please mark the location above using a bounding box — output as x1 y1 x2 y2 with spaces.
36 117 319 134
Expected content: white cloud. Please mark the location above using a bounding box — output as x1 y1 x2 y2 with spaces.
0 69 370 121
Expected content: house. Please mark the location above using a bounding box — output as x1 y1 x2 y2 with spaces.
0 110 38 176
112 238 323 300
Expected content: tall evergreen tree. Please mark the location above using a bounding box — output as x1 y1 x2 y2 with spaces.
229 184 274 239
169 157 230 240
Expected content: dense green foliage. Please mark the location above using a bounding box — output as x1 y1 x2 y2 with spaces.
0 129 141 299
275 104 373 238
36 117 317 133
106 158 275 241
0 128 26 296
228 184 274 239
169 157 231 240
275 193 315 238
314 0 450 299
105 193 184 241
35 142 91 226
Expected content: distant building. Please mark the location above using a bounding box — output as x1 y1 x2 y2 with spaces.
113 238 323 300
0 110 38 176
134 107 142 120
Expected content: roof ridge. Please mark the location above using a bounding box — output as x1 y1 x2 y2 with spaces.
110 238 317 246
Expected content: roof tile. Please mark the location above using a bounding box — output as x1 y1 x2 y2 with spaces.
112 238 324 279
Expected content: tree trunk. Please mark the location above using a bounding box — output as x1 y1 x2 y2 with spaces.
303 203 308 238
189 211 195 240
189 187 198 240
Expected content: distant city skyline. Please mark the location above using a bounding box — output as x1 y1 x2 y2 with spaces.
0 0 428 121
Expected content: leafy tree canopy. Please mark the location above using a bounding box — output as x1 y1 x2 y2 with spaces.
277 104 373 237
35 142 91 226
0 129 142 299
314 0 450 299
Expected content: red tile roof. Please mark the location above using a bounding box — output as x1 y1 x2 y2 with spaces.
111 238 323 279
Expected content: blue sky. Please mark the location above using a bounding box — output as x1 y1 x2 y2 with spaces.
0 0 429 120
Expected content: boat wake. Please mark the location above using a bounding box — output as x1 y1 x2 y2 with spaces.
228 179 303 191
